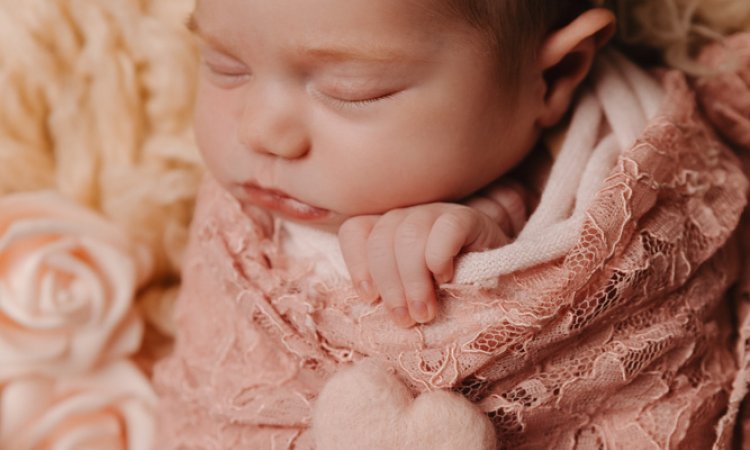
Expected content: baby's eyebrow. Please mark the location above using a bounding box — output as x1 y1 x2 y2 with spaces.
185 13 216 44
186 12 424 64
298 45 420 65
185 13 199 33
185 13 234 54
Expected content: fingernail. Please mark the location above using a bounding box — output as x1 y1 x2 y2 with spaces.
357 280 377 302
436 272 451 284
411 301 430 323
391 307 413 328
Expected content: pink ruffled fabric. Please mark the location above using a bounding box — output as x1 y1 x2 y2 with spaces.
693 33 750 448
154 36 750 449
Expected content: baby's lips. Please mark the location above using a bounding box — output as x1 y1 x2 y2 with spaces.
238 183 331 221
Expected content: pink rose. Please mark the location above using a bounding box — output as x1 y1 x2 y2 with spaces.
0 191 152 379
0 360 156 450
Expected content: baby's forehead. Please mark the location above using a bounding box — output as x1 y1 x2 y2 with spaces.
190 0 495 46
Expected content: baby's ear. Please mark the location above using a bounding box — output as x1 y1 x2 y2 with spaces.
536 8 616 128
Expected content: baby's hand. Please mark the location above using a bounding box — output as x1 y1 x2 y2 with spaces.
338 203 510 328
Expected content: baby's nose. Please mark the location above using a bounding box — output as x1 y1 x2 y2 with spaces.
237 89 310 159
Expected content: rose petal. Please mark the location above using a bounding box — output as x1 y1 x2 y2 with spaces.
0 360 156 450
0 191 151 379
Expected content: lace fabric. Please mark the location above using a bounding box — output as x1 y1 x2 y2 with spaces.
154 37 750 449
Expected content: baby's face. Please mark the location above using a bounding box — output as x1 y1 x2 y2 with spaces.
192 0 543 230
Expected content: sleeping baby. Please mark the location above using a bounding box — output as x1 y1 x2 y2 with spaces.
155 0 750 448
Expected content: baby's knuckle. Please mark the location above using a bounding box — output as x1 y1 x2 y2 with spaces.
424 243 449 262
381 287 406 306
395 221 424 247
438 209 472 234
381 208 407 223
425 250 453 277
338 217 368 240
470 197 506 223
369 211 404 237
493 182 528 215
403 279 430 299
338 222 360 242
506 194 527 220
366 232 393 260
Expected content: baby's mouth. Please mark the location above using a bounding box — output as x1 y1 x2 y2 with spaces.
238 183 330 221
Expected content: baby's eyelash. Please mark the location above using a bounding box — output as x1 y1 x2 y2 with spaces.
202 60 248 76
201 60 251 86
325 91 399 110
336 94 390 108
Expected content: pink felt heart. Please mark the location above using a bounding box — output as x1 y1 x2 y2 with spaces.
312 359 497 450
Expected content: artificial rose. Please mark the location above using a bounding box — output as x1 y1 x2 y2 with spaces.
0 360 156 450
0 191 152 380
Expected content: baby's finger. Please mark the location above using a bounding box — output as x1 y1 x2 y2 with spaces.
367 211 414 328
424 210 473 283
464 196 514 237
462 212 510 251
484 180 528 237
394 211 438 324
338 216 379 302
425 210 509 283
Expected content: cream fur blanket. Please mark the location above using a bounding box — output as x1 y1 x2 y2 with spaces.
0 1 202 448
0 0 204 360
155 37 750 449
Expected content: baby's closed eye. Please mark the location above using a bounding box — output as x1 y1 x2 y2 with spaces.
199 47 251 87
314 76 402 101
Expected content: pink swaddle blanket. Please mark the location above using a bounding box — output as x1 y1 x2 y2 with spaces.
154 36 750 449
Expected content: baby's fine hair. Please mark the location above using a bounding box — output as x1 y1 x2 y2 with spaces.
447 0 750 75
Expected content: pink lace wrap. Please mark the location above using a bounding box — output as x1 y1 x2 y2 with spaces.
154 36 750 449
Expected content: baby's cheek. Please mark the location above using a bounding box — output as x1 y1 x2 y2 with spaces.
312 166 393 215
194 118 247 185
